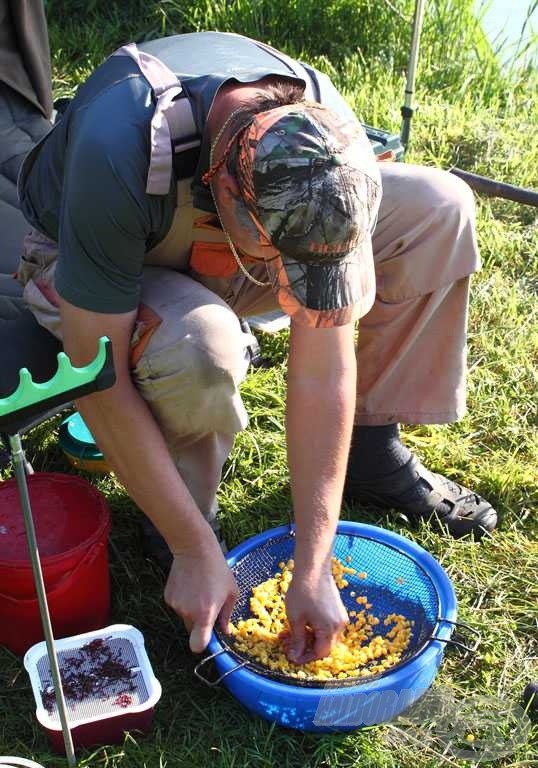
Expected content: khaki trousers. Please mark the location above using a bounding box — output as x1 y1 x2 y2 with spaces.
19 163 480 521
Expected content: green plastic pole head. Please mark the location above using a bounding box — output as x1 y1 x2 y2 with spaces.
0 336 115 435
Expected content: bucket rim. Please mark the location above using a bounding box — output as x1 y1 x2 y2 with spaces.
0 472 110 568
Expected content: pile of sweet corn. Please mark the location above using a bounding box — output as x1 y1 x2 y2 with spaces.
229 557 413 681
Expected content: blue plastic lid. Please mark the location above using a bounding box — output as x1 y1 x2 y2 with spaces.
62 411 98 449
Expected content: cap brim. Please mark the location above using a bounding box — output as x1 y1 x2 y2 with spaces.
264 237 376 328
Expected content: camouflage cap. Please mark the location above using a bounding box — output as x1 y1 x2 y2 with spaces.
236 103 382 326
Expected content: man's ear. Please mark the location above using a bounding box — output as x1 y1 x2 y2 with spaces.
216 165 241 201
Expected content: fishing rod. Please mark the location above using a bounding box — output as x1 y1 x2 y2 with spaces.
400 0 538 207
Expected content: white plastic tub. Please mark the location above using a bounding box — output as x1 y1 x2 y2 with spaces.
24 624 161 753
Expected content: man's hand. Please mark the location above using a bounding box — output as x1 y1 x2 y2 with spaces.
164 536 238 653
284 566 348 664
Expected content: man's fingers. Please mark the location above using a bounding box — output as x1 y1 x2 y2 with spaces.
294 619 346 664
305 628 334 663
286 622 308 663
189 609 217 654
217 591 237 635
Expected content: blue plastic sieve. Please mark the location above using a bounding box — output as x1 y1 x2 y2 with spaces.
195 522 479 731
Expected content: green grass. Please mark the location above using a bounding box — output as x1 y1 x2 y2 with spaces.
1 1 537 766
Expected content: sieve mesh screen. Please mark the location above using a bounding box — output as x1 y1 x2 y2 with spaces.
216 530 441 687
37 636 149 723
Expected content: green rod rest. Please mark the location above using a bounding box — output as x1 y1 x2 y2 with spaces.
0 336 115 435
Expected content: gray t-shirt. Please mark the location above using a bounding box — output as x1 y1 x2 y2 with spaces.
19 32 354 313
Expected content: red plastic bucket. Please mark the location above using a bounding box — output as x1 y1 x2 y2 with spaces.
0 473 110 655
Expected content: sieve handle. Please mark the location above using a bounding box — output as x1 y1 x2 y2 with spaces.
430 619 481 655
194 650 248 687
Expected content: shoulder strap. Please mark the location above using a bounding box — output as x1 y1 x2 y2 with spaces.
112 43 199 195
111 40 321 195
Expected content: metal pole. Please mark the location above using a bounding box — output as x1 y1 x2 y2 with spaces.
401 0 426 149
9 434 77 767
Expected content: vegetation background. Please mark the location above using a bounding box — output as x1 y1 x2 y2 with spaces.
1 0 536 766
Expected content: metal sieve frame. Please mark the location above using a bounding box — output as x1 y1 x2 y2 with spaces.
197 523 479 690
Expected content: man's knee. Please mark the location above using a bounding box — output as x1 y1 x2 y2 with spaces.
428 168 476 228
409 168 477 240
380 163 476 231
132 300 250 435
374 165 479 302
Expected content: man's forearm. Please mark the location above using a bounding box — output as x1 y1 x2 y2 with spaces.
75 378 212 554
58 297 212 556
286 322 356 577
